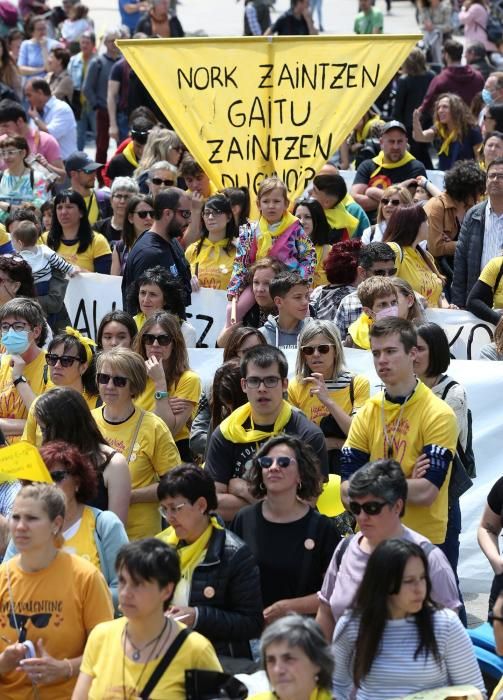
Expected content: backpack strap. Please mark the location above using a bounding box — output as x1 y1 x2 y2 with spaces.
493 260 503 295
440 380 458 402
349 376 355 408
335 533 355 570
140 627 191 699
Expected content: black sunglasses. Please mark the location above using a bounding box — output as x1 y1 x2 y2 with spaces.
348 500 390 516
151 177 174 187
96 372 128 387
134 209 154 219
256 456 295 469
50 470 70 483
46 353 81 368
381 198 401 206
301 344 333 356
143 333 171 346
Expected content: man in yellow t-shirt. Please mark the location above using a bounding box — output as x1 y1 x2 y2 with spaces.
341 317 458 545
0 298 48 441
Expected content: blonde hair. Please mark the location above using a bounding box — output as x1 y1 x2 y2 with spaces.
391 277 424 322
377 186 413 224
96 347 147 398
135 127 182 177
295 320 345 380
257 176 288 203
357 276 397 309
15 484 65 546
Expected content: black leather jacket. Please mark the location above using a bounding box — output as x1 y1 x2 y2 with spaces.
190 527 263 659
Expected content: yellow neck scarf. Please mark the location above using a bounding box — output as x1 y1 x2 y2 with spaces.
324 193 360 236
348 312 373 350
436 123 458 157
160 517 223 577
122 140 139 168
370 150 415 178
256 211 298 260
220 400 292 443
194 237 229 266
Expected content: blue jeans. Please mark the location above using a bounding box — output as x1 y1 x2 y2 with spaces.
438 499 467 626
117 111 129 142
77 104 96 151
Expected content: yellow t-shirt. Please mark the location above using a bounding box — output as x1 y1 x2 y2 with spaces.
135 370 201 442
84 192 100 226
288 372 369 426
0 551 113 700
41 231 111 271
91 406 181 540
63 506 100 569
0 350 47 441
0 224 10 248
389 242 443 307
479 255 503 309
22 388 99 446
313 244 329 288
343 381 458 543
81 617 222 700
185 238 236 290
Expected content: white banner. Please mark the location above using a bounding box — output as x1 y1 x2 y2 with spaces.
425 308 495 360
64 274 227 348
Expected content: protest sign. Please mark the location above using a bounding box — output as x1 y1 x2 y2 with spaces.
0 442 52 483
118 35 420 204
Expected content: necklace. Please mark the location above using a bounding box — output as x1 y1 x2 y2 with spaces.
126 617 168 661
122 617 171 699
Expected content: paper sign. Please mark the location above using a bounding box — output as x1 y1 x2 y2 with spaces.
0 441 52 483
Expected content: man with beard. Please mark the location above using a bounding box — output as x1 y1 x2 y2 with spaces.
66 151 111 225
122 188 192 310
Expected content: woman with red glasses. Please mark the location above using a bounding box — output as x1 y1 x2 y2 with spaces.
361 185 413 245
133 311 201 462
93 346 181 540
288 320 369 474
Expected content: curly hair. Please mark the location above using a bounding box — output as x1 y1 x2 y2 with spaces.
39 440 98 502
322 239 361 285
248 435 323 500
444 160 486 204
0 254 36 299
127 265 187 321
434 93 475 141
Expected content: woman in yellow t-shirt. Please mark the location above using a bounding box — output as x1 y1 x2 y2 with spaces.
185 193 237 291
93 347 181 540
23 327 100 445
133 311 202 463
383 203 445 308
288 319 370 474
43 190 112 273
467 254 503 325
72 539 222 700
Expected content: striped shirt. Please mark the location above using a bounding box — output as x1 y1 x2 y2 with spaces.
332 608 486 699
20 244 75 297
481 199 503 269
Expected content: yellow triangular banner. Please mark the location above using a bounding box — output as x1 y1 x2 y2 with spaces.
118 35 420 203
0 441 52 483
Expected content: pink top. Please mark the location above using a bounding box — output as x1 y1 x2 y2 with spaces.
459 3 497 51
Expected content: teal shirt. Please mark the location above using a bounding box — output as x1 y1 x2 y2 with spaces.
354 8 383 34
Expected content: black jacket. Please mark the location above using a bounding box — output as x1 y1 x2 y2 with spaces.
189 527 263 659
452 201 487 307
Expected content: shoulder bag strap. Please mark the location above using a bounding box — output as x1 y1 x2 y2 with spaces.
494 260 503 294
140 627 191 699
126 409 145 464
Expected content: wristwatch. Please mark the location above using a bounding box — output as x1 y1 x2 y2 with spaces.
154 390 169 400
13 375 27 387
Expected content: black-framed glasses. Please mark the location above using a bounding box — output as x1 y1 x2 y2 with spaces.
373 268 398 277
46 353 81 368
348 500 390 516
97 372 128 387
244 375 281 389
203 209 225 217
151 177 174 187
143 333 171 346
301 344 333 356
257 456 296 469
50 470 70 483
0 321 30 333
112 193 131 201
176 208 191 219
381 198 401 206
134 209 154 219
489 610 503 624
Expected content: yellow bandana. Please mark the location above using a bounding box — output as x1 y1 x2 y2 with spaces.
122 140 139 168
159 517 223 577
65 326 96 363
348 312 373 350
220 400 292 443
194 237 229 266
324 193 360 236
256 211 298 260
436 124 458 157
370 150 415 178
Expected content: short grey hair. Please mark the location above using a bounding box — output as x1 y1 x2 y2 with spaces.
348 459 407 516
111 177 140 195
260 614 334 691
148 161 178 179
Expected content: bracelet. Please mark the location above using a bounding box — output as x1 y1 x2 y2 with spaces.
64 658 72 679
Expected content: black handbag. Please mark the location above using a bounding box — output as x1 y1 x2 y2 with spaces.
185 669 249 699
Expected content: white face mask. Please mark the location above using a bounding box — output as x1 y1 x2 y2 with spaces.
375 305 399 321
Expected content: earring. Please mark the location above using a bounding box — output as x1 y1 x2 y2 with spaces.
259 482 266 492
297 481 303 493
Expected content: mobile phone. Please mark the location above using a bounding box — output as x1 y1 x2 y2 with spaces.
23 640 35 658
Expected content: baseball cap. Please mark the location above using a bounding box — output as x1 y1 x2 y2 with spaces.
381 120 407 135
65 151 103 175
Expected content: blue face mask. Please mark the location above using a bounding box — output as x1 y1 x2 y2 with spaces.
1 329 30 355
482 88 494 106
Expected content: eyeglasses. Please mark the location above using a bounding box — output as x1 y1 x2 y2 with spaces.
256 455 296 469
372 268 398 277
50 470 70 483
244 375 281 388
487 172 503 181
301 344 334 355
112 193 131 201
0 149 21 158
96 372 128 387
159 503 188 518
176 208 191 219
46 353 81 368
134 209 154 219
0 322 30 333
203 209 224 217
348 500 390 516
143 333 171 346
381 198 401 206
151 177 175 187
